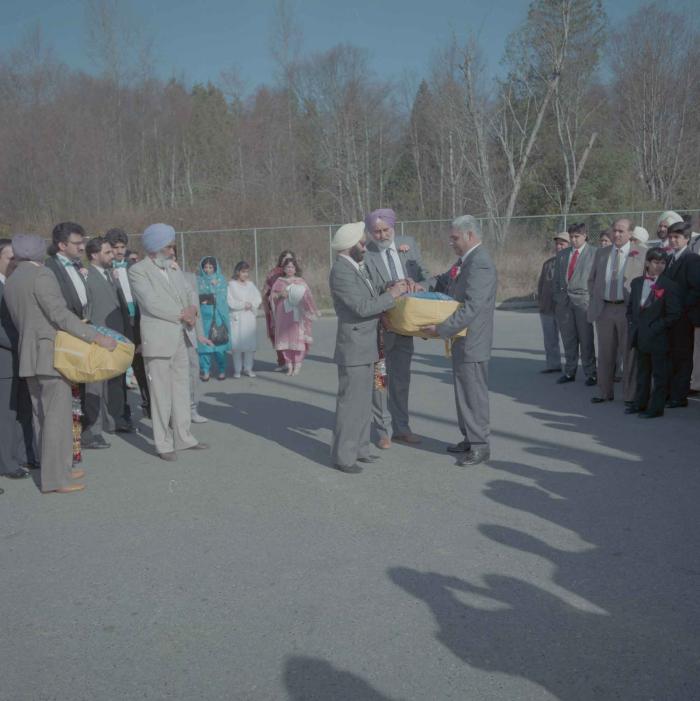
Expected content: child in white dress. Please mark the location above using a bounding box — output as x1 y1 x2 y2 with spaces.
227 261 262 378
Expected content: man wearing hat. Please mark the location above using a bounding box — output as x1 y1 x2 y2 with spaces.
632 227 650 246
553 223 597 386
329 222 408 473
652 211 684 251
3 234 117 493
537 232 569 374
128 224 209 460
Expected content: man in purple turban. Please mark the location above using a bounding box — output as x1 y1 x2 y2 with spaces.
362 208 430 449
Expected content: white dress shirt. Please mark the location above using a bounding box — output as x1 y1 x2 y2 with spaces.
460 242 482 265
640 276 657 307
114 266 134 304
382 242 405 280
604 242 630 301
0 272 6 285
57 253 88 308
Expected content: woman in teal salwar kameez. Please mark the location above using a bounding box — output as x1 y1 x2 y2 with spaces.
197 257 231 380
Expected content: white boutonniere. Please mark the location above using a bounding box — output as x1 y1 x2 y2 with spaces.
398 244 410 253
79 267 88 279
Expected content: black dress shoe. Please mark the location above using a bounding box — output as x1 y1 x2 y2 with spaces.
556 374 575 384
446 441 471 454
624 404 641 414
115 424 135 433
357 455 380 464
584 377 597 387
638 410 663 418
333 463 363 474
4 467 30 479
591 396 612 404
540 368 561 374
457 447 490 466
82 436 111 449
666 399 688 409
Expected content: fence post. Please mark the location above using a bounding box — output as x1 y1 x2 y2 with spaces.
640 211 645 231
253 228 259 286
179 231 186 271
400 221 404 236
562 213 567 233
328 225 333 269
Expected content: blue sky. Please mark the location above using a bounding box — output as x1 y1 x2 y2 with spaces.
0 0 693 93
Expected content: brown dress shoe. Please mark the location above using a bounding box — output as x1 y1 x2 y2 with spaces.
377 437 392 449
43 483 86 494
159 452 177 461
393 433 422 445
70 469 86 480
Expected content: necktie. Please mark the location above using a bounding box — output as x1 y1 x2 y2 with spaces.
608 247 620 301
385 248 399 281
103 269 114 285
566 248 579 281
358 261 374 293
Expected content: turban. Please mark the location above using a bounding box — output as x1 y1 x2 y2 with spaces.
657 211 683 227
11 233 46 262
142 223 176 253
632 226 649 244
332 222 365 251
364 208 397 232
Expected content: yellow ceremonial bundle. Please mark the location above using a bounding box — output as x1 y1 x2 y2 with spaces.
53 330 135 383
385 295 467 337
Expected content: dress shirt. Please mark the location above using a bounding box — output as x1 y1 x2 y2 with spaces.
57 253 88 308
459 242 481 266
0 272 6 284
382 242 405 280
672 246 688 262
113 264 134 304
604 242 630 301
641 276 657 307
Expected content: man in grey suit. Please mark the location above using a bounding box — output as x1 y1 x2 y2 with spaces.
329 222 408 473
537 233 569 373
82 237 133 448
128 224 209 461
421 215 497 466
588 218 646 406
363 208 430 449
553 223 597 386
0 239 32 481
4 234 116 493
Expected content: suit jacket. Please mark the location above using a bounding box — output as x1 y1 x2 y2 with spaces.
85 265 130 337
329 256 395 366
587 243 647 322
3 262 97 377
128 257 198 358
45 255 87 319
626 276 681 354
0 279 19 379
435 245 497 363
660 247 700 333
364 236 429 293
553 244 597 309
537 256 557 315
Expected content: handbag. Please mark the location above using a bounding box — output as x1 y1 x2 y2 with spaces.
208 298 229 346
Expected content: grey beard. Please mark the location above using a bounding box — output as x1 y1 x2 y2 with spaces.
374 238 392 250
153 255 171 269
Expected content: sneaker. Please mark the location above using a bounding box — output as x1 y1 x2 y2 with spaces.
233 373 242 379
191 411 208 424
244 370 256 378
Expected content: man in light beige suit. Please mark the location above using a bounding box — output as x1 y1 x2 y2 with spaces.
3 234 116 493
587 218 647 407
128 224 209 461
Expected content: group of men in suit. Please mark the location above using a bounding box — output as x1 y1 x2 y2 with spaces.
329 211 497 473
538 212 700 418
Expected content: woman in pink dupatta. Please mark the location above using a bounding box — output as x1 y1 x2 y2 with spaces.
263 249 295 370
270 258 319 375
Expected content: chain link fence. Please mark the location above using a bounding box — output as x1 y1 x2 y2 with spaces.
125 209 699 306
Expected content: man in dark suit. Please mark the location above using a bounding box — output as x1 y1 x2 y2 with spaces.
660 220 700 408
0 239 32 480
421 215 498 467
45 222 89 319
329 222 407 474
553 223 597 385
626 248 681 418
537 233 569 374
363 208 430 449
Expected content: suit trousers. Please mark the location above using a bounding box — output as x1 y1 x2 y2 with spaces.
691 328 700 391
132 351 150 413
332 363 374 468
451 356 490 447
635 350 668 413
145 333 199 454
83 380 109 441
0 377 28 474
668 318 694 403
594 303 637 401
186 340 201 412
26 375 74 492
371 332 414 438
539 313 561 370
106 373 131 426
555 302 596 378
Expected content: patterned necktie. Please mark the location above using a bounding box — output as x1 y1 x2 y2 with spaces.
385 248 399 281
608 247 620 301
358 261 374 293
567 248 579 281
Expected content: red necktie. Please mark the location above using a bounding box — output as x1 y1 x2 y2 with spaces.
566 248 579 281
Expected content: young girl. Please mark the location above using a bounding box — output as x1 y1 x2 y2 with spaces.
270 258 319 375
227 261 262 378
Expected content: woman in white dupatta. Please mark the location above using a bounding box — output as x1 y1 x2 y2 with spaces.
227 261 262 378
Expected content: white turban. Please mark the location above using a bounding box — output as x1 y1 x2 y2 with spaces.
632 226 649 244
332 222 365 251
657 211 683 227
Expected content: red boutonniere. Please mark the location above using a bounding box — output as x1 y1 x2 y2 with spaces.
449 265 460 279
79 267 88 279
653 286 665 299
629 249 640 257
398 244 410 253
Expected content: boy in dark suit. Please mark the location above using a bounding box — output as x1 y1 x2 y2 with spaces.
626 248 681 418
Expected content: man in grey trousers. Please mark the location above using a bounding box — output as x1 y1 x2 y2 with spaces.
329 222 407 473
421 215 497 466
537 233 569 373
553 223 597 386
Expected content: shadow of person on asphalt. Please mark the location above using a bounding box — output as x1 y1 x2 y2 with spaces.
284 656 402 701
203 392 334 469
